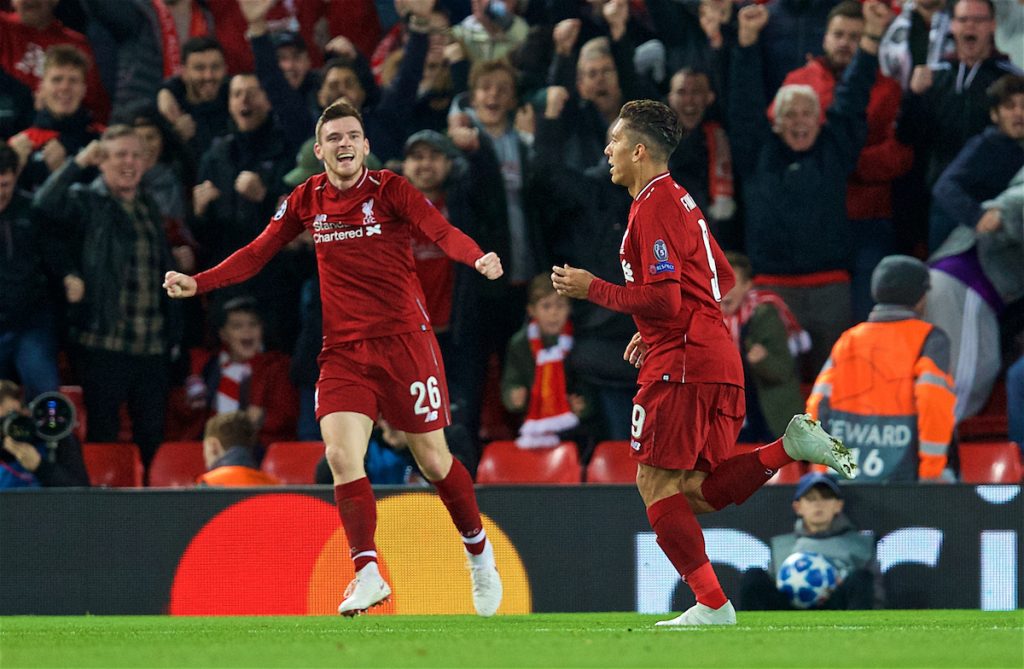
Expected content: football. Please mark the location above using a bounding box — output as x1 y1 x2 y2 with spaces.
776 551 839 609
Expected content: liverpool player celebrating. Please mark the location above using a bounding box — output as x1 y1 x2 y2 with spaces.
163 100 504 617
551 100 857 626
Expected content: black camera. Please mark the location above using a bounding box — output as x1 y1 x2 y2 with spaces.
1 392 77 463
484 0 515 31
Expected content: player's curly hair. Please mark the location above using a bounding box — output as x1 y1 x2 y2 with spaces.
618 100 682 163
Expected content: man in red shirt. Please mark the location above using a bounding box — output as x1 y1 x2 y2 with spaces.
163 99 504 618
552 100 858 626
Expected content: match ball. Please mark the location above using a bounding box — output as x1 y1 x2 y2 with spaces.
776 552 838 609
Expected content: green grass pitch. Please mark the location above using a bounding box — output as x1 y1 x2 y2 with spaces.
2 610 1021 668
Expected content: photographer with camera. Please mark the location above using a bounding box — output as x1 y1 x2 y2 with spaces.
0 380 89 489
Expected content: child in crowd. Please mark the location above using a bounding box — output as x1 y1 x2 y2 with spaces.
197 411 280 487
170 296 298 447
740 473 882 610
501 273 593 449
721 252 807 442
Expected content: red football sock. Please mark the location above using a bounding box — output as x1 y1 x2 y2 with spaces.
334 478 378 571
686 562 729 610
433 458 486 555
646 494 727 609
701 449 775 510
757 437 794 470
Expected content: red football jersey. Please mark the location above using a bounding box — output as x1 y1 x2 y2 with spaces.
193 168 484 345
410 197 455 331
613 172 743 386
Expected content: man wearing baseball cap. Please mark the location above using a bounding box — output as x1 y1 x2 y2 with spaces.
739 472 881 610
805 255 957 483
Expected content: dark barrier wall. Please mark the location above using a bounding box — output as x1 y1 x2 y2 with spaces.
1 484 1021 615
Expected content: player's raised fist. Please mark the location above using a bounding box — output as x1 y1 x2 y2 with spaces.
163 271 198 298
475 252 503 280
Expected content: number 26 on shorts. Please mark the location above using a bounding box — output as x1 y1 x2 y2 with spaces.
409 376 442 416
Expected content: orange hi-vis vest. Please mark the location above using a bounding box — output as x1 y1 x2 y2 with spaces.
806 318 956 481
196 466 280 487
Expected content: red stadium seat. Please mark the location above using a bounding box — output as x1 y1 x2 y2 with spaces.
476 440 581 484
959 441 1023 484
82 442 144 487
148 441 206 487
261 441 325 484
585 440 636 483
59 385 86 442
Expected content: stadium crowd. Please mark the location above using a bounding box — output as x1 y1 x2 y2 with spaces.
2 0 1022 487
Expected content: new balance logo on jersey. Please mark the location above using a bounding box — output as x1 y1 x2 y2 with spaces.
425 410 438 423
314 214 327 224
362 198 377 225
622 259 634 283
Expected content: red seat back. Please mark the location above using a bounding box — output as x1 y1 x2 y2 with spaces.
959 441 1023 483
148 441 206 487
82 442 143 487
477 441 581 484
261 441 325 484
59 385 86 443
585 440 636 483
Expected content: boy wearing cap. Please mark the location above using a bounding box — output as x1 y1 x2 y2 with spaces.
807 255 957 482
740 472 880 610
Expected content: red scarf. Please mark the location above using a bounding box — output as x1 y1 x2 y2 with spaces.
516 321 579 448
725 289 811 357
702 121 734 203
152 0 210 78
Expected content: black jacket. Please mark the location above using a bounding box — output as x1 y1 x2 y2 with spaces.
32 160 181 348
897 54 1022 186
0 191 69 329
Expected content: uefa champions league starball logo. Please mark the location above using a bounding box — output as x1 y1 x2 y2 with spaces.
776 552 839 609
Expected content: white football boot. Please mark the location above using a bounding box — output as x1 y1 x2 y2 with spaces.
655 601 737 627
338 562 391 617
782 413 858 479
468 542 503 617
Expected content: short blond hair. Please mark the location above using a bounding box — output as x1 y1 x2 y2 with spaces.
204 412 257 449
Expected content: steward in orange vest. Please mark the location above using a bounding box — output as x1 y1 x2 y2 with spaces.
806 256 956 482
196 411 280 487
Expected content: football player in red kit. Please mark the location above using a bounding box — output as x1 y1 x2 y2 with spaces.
551 100 857 626
163 99 504 618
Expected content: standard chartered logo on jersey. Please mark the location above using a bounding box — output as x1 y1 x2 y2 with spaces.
312 213 382 244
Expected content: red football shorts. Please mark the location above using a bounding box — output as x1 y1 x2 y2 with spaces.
629 381 745 471
315 329 452 433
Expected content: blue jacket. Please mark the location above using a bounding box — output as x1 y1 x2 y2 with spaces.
932 126 1024 230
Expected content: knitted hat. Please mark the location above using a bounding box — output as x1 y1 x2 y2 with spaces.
870 255 930 306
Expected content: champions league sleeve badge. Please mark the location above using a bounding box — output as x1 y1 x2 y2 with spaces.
273 198 288 221
651 239 675 275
